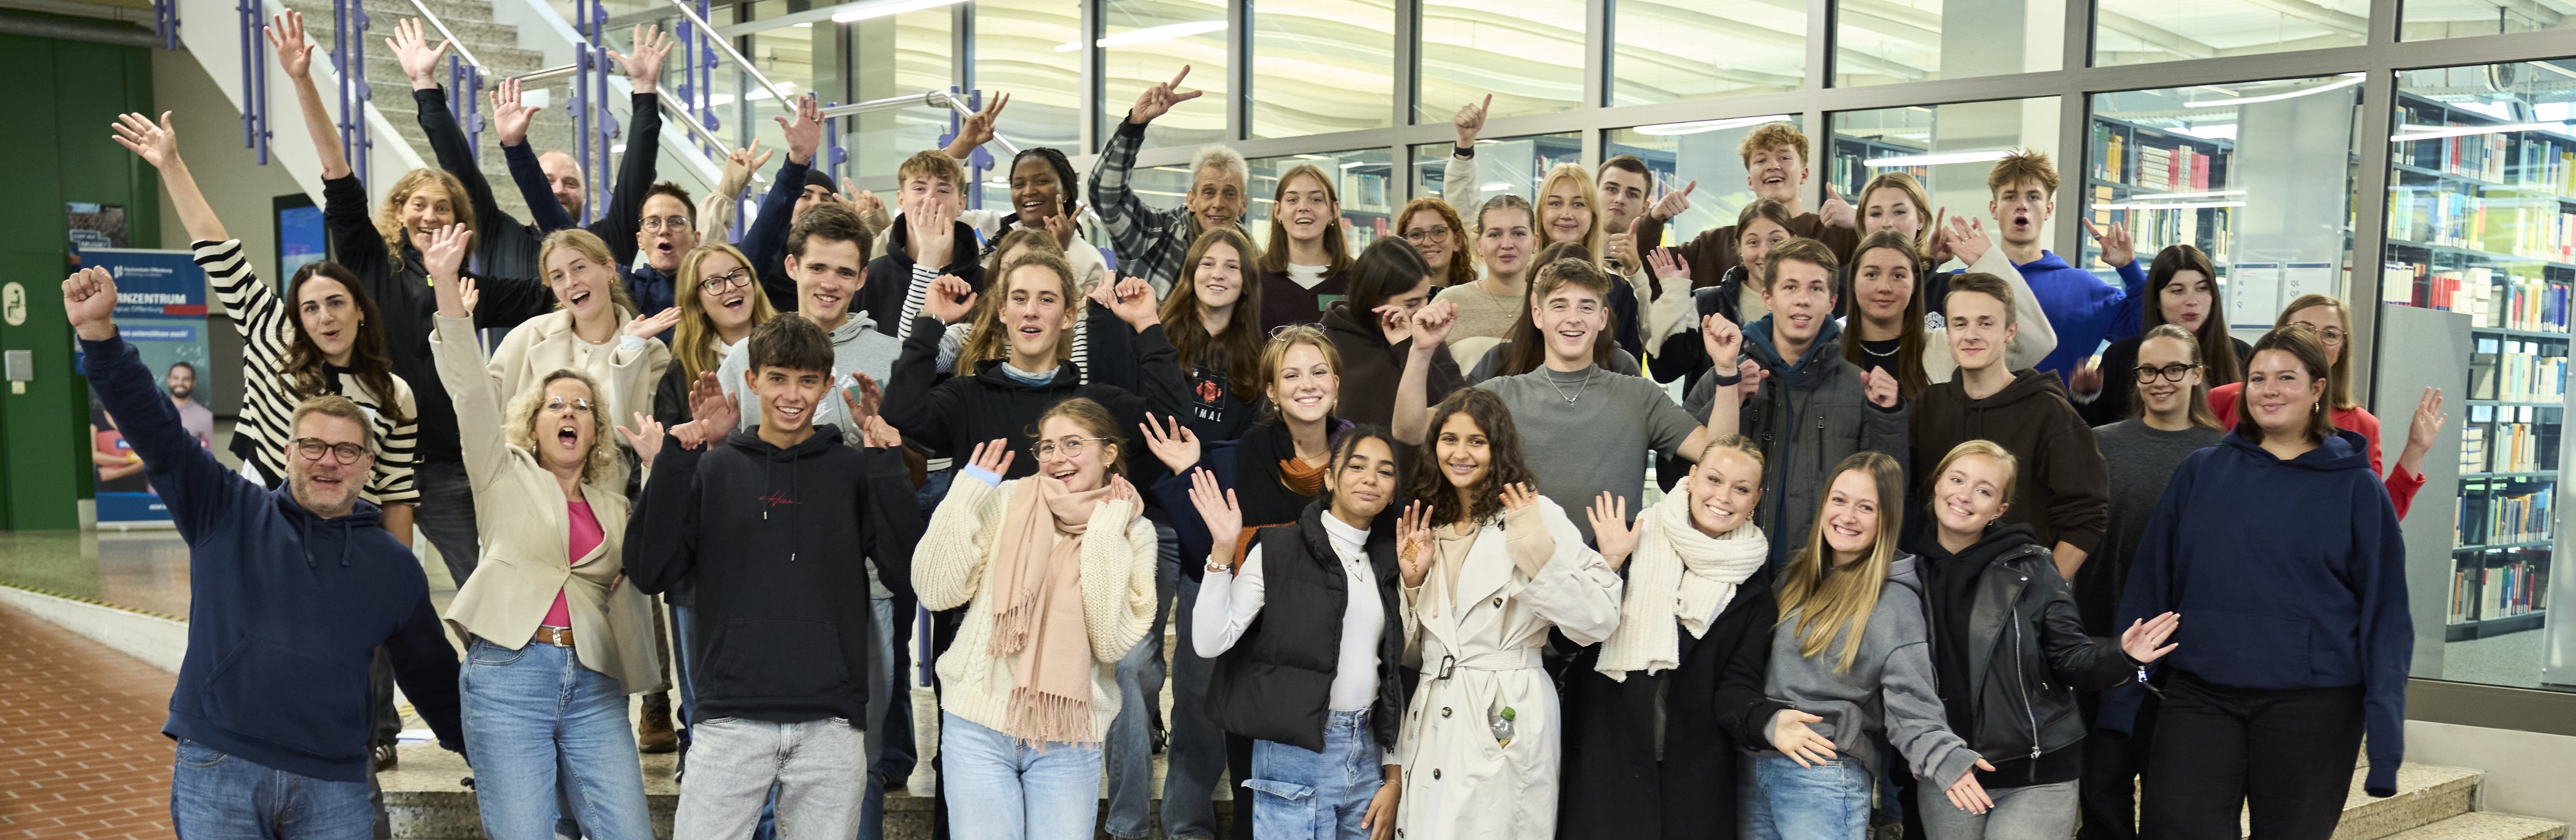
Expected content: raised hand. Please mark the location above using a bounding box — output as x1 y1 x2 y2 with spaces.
1647 180 1696 223
1127 66 1203 125
423 222 473 284
1736 357 1768 401
110 111 180 170
687 372 740 435
1603 231 1638 273
1395 501 1434 588
1138 413 1201 475
61 267 119 341
1702 310 1742 371
1410 299 1459 348
1107 276 1159 330
616 412 665 468
1646 247 1690 286
909 199 959 265
385 18 451 90
2069 358 2104 397
2396 387 2447 476
951 91 1009 151
778 94 824 165
923 274 977 324
1768 709 1836 767
1818 183 1856 230
860 414 904 449
1944 214 1990 266
1452 94 1490 149
609 24 674 94
1105 474 1139 507
490 77 536 147
2082 217 2134 268
625 307 683 339
1498 482 1539 512
1586 492 1641 570
1042 211 1079 250
1946 760 1999 814
269 11 315 79
968 438 1016 477
1861 366 1898 409
841 372 884 424
2120 611 2180 664
1184 467 1243 566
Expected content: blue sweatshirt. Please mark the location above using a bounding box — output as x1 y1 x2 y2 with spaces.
81 333 466 783
1967 251 2145 381
2113 429 2410 796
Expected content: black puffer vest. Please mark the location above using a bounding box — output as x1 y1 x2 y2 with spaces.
1203 500 1408 752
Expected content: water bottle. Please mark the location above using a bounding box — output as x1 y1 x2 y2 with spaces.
1489 705 1516 748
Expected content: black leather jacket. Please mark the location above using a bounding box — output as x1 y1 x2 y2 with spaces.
1919 530 2135 767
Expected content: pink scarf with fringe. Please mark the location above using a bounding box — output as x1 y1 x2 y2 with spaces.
986 476 1111 745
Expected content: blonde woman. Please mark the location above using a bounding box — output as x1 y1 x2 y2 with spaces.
422 226 664 840
652 243 778 428
476 229 678 491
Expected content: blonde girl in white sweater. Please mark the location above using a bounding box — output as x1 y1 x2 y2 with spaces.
913 397 1160 840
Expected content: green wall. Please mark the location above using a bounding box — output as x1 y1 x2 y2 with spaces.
0 33 159 530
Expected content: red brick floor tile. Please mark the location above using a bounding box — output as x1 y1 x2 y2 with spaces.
0 602 177 840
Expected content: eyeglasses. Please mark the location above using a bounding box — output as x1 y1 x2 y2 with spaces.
699 268 753 292
1032 436 1108 459
643 216 693 232
2290 324 2348 344
2133 363 2202 383
291 438 369 464
1403 225 1452 245
546 397 596 413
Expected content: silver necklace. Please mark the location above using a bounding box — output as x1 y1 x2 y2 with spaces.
1545 368 1594 404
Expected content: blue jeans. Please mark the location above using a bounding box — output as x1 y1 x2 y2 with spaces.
940 711 1103 840
172 740 375 840
459 638 654 840
1247 710 1385 840
1743 753 1872 840
672 603 698 743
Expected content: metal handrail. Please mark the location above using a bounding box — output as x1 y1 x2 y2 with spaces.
661 0 795 113
659 96 729 154
818 89 1024 156
517 63 577 83
402 0 481 69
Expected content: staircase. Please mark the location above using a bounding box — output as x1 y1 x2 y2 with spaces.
279 0 577 223
2284 763 2562 840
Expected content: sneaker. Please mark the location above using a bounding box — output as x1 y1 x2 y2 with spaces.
372 741 399 773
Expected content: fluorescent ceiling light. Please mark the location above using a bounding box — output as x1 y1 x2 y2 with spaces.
1630 114 1794 136
833 0 967 23
1339 161 1372 168
2182 74 2362 109
2391 121 2576 142
2095 201 2246 210
1058 20 1226 52
1864 149 2013 168
1479 182 1512 190
704 81 799 108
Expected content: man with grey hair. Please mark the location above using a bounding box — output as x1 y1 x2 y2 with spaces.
1088 65 1250 296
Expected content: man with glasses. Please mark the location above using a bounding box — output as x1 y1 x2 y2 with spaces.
61 265 467 840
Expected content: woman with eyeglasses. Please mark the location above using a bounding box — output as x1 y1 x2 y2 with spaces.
474 229 679 494
1398 197 1479 292
653 244 778 430
2075 245 2249 427
2200 294 2444 520
914 398 1160 839
421 225 667 840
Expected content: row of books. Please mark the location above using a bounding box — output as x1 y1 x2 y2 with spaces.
2091 185 2230 259
2399 126 2576 194
2462 422 2559 474
2510 142 2576 196
2462 486 2555 546
2448 560 2550 624
2400 128 2514 184
2383 262 2576 333
2087 124 2224 192
2391 190 2576 262
2473 342 2570 403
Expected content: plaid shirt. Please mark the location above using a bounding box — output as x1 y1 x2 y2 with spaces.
1088 120 1236 296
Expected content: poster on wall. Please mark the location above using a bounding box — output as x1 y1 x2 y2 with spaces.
276 193 325 278
73 248 212 524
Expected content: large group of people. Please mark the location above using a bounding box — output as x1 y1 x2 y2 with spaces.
83 19 2448 840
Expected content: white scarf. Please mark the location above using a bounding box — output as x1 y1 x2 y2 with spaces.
1594 492 1769 680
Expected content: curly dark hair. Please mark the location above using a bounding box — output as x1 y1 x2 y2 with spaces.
1402 388 1537 528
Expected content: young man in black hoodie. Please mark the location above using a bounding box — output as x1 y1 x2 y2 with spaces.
862 150 984 342
627 314 925 838
62 267 466 839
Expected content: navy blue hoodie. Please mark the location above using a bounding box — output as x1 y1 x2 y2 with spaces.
2112 429 2409 796
81 333 464 783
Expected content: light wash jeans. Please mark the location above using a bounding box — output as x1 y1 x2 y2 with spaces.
1108 522 1223 839
457 638 654 840
172 740 375 840
1742 753 1873 840
1918 778 2079 840
677 716 868 840
939 711 1104 840
1247 710 1386 840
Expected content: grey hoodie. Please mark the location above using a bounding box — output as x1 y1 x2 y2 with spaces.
717 311 903 439
1755 555 1978 786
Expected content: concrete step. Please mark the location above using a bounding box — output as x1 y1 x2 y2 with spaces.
2306 763 2484 840
2381 812 2568 840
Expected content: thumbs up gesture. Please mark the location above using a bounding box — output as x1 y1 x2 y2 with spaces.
1820 183 1856 231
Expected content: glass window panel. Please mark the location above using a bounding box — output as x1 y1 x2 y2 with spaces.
1100 0 1230 150
1606 117 1806 252
843 9 952 190
1834 0 2062 87
2092 0 2369 67
1408 133 1583 215
2404 2 2576 40
970 0 1082 210
1250 0 1396 138
2379 59 2576 692
1243 149 1400 256
2083 77 2360 314
1610 1 1803 105
1415 0 1584 123
1829 99 2062 252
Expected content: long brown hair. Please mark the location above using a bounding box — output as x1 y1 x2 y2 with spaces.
374 168 477 273
280 261 411 425
955 228 1069 376
2237 325 2337 446
2272 293 2356 411
1490 249 1620 377
1774 451 1905 673
1841 231 1929 401
1258 164 1352 277
1397 197 1477 289
2143 244 2241 388
672 244 779 380
1343 238 1433 342
1402 388 1537 529
1161 227 1266 391
2131 323 2224 430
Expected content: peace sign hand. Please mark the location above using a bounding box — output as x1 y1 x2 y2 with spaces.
968 438 1017 477
1395 501 1435 588
1138 414 1201 475
953 91 1009 151
1127 66 1204 125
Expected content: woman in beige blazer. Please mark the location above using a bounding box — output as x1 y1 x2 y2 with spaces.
480 229 676 493
421 226 664 840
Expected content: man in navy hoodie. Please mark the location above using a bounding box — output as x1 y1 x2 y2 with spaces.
1929 149 2147 383
62 266 465 839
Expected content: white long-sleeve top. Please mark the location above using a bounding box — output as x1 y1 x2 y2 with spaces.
1193 513 1385 713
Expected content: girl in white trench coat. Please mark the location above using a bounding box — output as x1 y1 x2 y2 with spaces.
1389 388 1623 840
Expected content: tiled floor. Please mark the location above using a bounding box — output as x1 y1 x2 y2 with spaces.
0 602 179 840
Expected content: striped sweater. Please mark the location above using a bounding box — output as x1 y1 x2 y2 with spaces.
199 240 421 504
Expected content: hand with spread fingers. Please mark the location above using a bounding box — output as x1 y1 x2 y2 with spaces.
1139 414 1201 476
